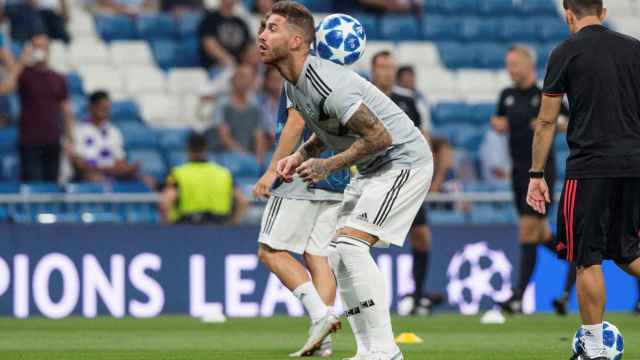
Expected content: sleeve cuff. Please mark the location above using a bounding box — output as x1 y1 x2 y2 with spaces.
340 99 364 125
543 92 565 97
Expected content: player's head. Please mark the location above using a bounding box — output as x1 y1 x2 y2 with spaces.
88 90 111 124
258 1 315 65
396 65 415 90
562 0 606 34
371 50 396 92
506 45 537 88
187 132 208 161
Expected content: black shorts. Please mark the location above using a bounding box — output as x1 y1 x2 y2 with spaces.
411 204 428 227
512 170 555 218
556 178 640 266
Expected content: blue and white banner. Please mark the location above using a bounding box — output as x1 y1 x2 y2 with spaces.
0 224 635 318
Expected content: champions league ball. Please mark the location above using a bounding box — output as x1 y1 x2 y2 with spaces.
315 14 367 66
572 321 624 360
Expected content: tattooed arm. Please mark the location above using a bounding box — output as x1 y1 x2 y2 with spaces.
297 103 392 183
276 132 327 183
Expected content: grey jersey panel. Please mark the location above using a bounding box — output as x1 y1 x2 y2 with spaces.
272 176 343 201
285 56 432 175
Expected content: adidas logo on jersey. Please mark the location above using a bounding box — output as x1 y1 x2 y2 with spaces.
356 212 368 222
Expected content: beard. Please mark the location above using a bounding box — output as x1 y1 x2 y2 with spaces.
260 44 289 66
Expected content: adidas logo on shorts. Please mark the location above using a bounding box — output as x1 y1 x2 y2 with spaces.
356 212 368 222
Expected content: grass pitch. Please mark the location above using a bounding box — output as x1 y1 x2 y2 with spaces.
0 313 637 359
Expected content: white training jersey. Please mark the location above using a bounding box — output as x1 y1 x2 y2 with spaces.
284 55 432 175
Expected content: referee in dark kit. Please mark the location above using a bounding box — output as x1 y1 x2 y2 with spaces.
492 45 575 316
527 1 640 359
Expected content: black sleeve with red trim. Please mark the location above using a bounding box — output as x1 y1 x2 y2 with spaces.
543 45 569 97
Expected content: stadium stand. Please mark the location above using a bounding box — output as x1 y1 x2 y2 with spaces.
1 0 635 225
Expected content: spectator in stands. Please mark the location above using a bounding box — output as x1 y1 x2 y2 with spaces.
8 33 75 182
256 66 282 142
333 0 420 13
251 0 274 16
160 132 248 225
94 0 158 16
68 91 140 183
213 64 268 163
479 128 511 187
6 0 70 43
161 0 202 13
0 48 22 128
198 0 251 71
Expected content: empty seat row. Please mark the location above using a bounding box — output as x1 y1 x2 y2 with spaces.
95 12 203 42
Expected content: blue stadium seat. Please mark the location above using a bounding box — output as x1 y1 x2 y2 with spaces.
380 15 420 41
477 0 516 16
534 42 556 67
111 100 140 122
436 42 475 68
175 38 200 68
112 181 152 193
458 17 500 42
176 12 202 39
167 150 187 168
470 204 514 225
158 129 189 150
151 39 178 70
352 13 379 40
554 133 569 152
66 73 84 96
519 0 558 15
214 152 261 178
21 182 62 193
535 17 570 42
0 182 19 193
66 182 106 193
439 0 478 15
0 127 17 152
94 15 137 41
0 152 19 181
136 14 176 40
472 42 507 68
71 95 88 120
116 122 158 149
469 103 496 126
422 15 459 41
498 16 537 41
297 0 332 12
128 149 167 180
429 210 467 226
432 102 471 126
235 176 258 199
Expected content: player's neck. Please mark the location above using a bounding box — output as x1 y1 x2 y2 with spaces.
277 52 308 85
574 17 602 33
517 75 537 90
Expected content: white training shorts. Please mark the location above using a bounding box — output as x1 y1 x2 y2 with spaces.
258 196 342 256
338 165 432 248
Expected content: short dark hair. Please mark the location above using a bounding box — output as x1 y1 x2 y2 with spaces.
563 0 603 18
396 65 414 80
371 50 392 67
187 132 208 154
267 1 315 45
89 90 109 105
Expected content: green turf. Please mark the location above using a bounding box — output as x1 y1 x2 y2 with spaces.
0 314 636 359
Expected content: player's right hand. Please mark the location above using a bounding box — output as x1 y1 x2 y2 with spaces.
276 153 303 183
252 171 277 200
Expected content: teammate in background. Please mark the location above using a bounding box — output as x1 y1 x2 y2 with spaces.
370 50 444 315
527 1 640 359
259 2 433 358
491 45 576 316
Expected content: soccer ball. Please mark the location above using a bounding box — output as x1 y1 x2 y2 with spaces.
315 14 367 66
572 321 624 360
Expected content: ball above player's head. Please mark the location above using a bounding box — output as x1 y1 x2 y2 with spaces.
315 13 367 66
572 321 624 360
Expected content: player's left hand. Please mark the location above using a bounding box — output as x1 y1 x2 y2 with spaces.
296 158 331 184
526 178 551 215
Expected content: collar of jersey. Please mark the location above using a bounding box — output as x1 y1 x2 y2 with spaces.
295 55 313 88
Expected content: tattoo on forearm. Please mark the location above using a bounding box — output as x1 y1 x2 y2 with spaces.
329 103 392 170
299 134 326 160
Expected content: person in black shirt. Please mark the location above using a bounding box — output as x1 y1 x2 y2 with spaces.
492 45 576 316
198 0 252 69
371 50 445 315
527 1 640 358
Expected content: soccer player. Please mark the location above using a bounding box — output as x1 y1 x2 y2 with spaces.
254 89 347 357
526 1 640 359
258 2 433 359
491 45 576 316
370 50 444 315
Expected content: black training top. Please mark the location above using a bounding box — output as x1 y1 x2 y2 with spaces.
390 87 422 129
496 84 568 174
543 24 640 178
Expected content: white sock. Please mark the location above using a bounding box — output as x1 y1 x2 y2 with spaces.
293 281 328 323
332 237 397 354
582 323 606 358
